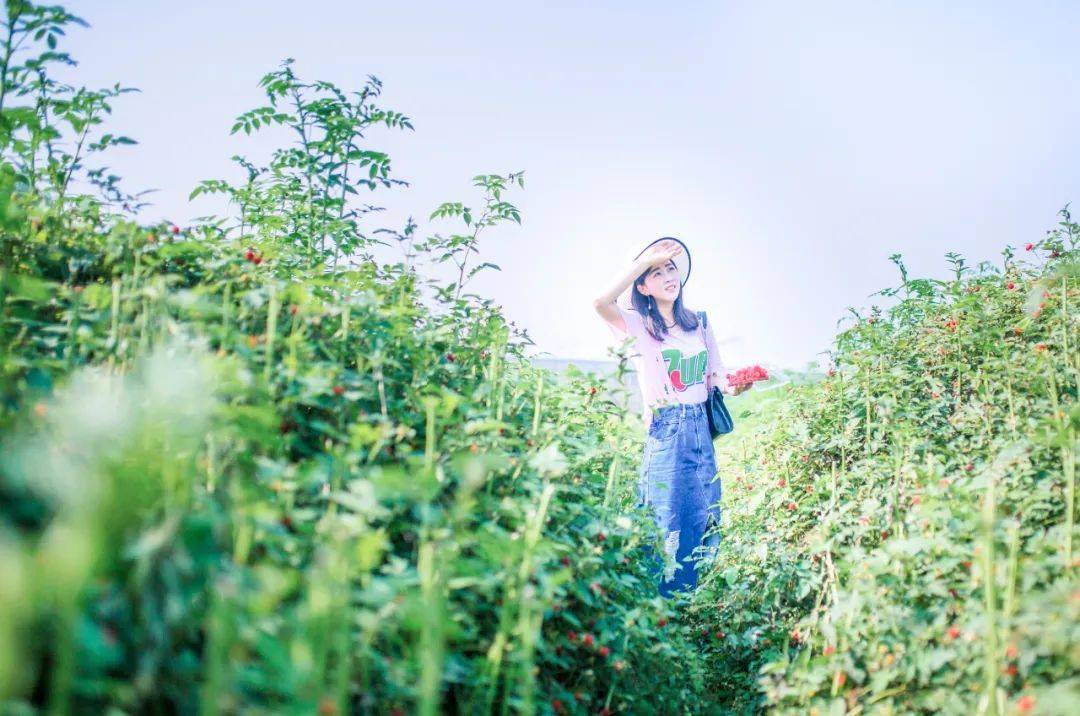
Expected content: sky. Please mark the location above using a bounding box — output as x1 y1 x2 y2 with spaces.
58 1 1080 373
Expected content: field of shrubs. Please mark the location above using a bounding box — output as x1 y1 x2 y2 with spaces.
0 3 1076 715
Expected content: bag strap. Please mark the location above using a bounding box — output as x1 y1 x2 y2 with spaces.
697 311 711 391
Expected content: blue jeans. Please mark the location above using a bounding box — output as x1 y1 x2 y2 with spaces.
637 401 722 597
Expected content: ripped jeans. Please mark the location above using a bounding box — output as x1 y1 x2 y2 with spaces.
637 400 722 597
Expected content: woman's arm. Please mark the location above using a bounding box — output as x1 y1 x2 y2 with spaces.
703 315 745 396
592 257 651 333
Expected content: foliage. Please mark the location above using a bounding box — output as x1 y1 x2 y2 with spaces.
0 4 717 714
696 214 1080 715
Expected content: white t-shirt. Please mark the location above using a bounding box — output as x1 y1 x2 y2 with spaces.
602 304 733 427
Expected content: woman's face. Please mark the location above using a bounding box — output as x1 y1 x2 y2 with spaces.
637 260 681 304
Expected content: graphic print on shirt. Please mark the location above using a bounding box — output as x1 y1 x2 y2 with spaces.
660 348 708 392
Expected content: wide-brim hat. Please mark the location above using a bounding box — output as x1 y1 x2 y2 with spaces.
618 236 692 308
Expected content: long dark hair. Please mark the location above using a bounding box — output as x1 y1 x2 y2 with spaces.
629 260 700 342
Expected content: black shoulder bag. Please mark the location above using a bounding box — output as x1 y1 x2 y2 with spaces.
697 310 734 438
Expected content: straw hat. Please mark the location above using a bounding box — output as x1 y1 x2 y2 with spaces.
618 236 692 308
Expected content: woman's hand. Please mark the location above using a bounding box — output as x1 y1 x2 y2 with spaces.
635 239 682 270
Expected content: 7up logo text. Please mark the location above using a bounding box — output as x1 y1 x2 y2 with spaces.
661 348 708 392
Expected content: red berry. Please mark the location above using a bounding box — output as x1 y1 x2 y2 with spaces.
598 645 610 657
560 555 571 567
777 478 786 488
253 255 262 265
568 631 577 642
787 502 797 511
965 463 974 472
823 645 835 656
589 386 597 395
446 352 456 362
582 633 594 647
333 385 345 396
1007 281 1016 290
657 617 668 627
1017 695 1035 713
596 532 606 542
290 305 299 315
171 225 180 234
947 625 961 639
713 631 723 640
551 698 564 714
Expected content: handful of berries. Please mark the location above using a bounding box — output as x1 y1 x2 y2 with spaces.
726 364 769 387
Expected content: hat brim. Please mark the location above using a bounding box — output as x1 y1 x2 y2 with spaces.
618 236 692 308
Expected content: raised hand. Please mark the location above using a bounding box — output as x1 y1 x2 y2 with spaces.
636 239 682 270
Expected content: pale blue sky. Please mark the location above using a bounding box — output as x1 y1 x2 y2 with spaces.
63 1 1080 372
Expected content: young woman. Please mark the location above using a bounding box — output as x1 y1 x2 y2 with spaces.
592 237 752 597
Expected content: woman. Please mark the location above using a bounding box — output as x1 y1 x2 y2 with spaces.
592 237 752 597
